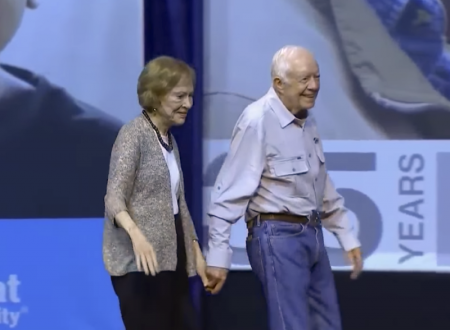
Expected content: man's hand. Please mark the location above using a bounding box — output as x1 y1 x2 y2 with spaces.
206 266 228 294
347 247 363 279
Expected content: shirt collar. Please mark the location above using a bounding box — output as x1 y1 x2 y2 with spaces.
266 87 296 128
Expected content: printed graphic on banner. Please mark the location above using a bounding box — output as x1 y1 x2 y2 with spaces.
0 0 141 221
0 219 123 330
0 275 27 328
203 140 450 272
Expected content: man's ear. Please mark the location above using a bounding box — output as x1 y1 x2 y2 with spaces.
273 77 284 93
27 0 38 9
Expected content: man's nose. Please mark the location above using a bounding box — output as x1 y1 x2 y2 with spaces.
307 78 319 90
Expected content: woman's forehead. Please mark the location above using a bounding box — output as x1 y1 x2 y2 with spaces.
172 76 194 90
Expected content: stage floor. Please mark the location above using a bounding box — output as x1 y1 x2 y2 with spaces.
204 271 450 330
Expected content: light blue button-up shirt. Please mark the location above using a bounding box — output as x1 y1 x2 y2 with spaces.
206 88 361 269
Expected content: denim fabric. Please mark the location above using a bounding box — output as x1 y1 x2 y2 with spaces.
247 219 341 330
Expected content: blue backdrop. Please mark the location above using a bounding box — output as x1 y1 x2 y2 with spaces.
143 0 204 246
143 0 205 326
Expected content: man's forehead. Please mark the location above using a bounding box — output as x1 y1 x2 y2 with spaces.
289 57 319 75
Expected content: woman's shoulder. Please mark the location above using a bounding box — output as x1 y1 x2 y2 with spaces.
113 115 149 149
118 115 146 136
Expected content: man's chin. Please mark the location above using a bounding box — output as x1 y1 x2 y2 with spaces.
301 99 315 110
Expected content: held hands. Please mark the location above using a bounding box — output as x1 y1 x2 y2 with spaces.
205 266 228 294
129 227 159 276
347 247 363 280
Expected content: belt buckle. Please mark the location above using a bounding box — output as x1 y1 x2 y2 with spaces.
253 214 261 227
310 210 320 225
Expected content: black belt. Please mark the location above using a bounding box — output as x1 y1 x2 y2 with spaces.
247 211 321 229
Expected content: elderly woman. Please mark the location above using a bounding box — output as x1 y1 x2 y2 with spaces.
103 56 207 330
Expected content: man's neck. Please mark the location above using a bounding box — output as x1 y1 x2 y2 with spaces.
295 109 308 120
273 88 309 119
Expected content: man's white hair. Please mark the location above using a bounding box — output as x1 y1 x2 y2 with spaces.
270 45 308 80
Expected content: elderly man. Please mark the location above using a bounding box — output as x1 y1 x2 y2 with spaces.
206 46 362 329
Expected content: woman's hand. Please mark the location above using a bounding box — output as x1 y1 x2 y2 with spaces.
129 227 159 276
113 211 158 275
193 241 208 287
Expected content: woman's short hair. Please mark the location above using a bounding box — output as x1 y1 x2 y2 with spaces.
137 56 196 110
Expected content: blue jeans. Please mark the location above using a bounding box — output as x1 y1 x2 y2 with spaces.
246 219 341 330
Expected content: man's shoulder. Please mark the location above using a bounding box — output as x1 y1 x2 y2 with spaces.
238 96 272 129
1 64 123 140
42 87 122 136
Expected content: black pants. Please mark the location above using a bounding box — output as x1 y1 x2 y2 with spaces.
111 214 198 330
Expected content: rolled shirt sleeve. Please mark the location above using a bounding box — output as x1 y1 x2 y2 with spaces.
321 173 361 251
206 116 266 269
207 216 233 268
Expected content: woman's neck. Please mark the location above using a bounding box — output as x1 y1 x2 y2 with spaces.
149 112 170 136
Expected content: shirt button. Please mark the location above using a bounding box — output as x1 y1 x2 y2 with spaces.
292 168 296 171
315 178 318 182
309 154 312 158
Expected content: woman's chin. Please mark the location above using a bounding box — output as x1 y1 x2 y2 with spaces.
172 118 186 126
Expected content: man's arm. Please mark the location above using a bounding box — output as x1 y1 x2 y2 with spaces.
207 115 266 269
321 173 360 251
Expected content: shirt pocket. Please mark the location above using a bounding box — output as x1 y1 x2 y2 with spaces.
269 156 309 197
314 139 325 164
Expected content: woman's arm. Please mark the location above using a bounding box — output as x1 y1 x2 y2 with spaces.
104 123 140 229
114 211 138 235
179 194 199 241
105 123 159 275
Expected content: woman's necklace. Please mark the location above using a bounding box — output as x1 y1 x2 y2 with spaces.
142 110 173 152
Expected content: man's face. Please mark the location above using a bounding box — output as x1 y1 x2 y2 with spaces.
0 0 28 53
275 54 320 115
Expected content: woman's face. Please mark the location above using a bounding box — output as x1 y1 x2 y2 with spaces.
0 0 28 53
157 75 194 127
